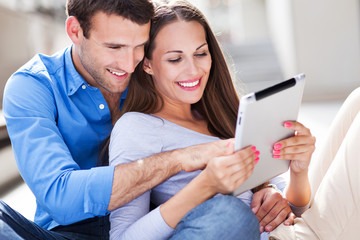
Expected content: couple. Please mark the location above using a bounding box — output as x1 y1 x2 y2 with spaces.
0 0 295 239
108 1 314 239
1 0 358 239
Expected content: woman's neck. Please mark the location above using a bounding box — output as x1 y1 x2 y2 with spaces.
154 102 212 136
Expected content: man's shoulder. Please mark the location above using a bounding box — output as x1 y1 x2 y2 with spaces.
6 47 73 93
18 47 70 76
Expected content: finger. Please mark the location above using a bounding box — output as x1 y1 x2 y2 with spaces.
262 204 292 232
220 146 258 169
283 121 311 136
250 189 265 216
231 151 257 179
230 163 255 190
255 191 283 223
273 143 315 158
274 134 316 148
283 212 296 226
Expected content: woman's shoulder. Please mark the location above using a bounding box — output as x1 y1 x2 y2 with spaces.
115 112 164 129
111 112 165 139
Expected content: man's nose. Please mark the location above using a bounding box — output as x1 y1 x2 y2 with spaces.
120 50 138 73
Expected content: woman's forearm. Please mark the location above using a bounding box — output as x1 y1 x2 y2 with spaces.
286 169 311 207
159 171 216 228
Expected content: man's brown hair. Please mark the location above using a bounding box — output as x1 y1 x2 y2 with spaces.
66 0 154 38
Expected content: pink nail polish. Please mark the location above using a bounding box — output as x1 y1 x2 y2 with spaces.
273 155 280 159
254 157 259 163
255 151 260 156
274 143 282 150
251 146 256 152
273 150 281 154
284 122 292 128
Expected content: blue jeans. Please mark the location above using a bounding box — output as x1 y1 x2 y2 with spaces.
0 200 109 240
171 195 260 240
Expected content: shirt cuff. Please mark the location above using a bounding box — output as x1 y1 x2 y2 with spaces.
149 206 174 239
84 165 115 215
289 200 311 217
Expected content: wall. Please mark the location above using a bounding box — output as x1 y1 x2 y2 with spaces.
0 5 70 108
267 0 360 101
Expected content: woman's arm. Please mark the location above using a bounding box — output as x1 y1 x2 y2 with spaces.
160 143 258 228
272 121 315 207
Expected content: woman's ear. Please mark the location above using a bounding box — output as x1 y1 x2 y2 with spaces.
66 16 83 44
143 58 153 75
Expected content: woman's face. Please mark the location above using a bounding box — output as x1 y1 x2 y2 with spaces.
144 20 212 106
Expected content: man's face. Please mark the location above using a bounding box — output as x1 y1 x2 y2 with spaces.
74 12 150 95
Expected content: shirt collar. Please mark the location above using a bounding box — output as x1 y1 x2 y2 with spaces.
65 45 87 96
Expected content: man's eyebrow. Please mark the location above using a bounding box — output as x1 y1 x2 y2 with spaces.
102 40 149 48
165 43 208 54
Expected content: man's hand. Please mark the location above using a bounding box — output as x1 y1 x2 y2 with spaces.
251 187 295 233
179 139 236 172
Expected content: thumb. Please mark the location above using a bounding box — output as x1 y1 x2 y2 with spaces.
251 192 262 215
224 139 235 155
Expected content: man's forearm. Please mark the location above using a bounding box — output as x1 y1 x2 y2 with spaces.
108 150 182 211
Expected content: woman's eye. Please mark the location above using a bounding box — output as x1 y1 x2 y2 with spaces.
168 58 181 63
108 46 121 50
195 52 208 57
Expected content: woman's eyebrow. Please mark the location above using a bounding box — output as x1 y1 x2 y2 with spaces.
165 43 208 54
196 43 208 50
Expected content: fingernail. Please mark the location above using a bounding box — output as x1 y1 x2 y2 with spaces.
260 226 264 233
251 146 256 152
254 157 259 163
252 207 256 213
255 150 260 157
274 143 282 150
273 155 280 159
284 122 292 128
266 225 272 232
284 221 290 226
273 150 281 154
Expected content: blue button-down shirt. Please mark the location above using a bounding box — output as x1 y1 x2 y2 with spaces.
3 46 127 230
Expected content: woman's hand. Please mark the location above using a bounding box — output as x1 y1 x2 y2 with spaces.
272 121 316 174
201 140 259 195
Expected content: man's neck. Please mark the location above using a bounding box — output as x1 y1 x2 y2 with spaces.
102 90 122 125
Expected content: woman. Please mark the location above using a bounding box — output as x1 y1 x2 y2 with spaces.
109 0 314 239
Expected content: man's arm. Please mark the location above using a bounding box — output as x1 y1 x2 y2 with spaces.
108 139 233 211
3 71 115 226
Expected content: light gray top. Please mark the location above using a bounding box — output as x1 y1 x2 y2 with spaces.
109 112 303 240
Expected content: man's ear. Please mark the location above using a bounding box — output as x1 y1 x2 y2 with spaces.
66 16 83 44
143 58 153 75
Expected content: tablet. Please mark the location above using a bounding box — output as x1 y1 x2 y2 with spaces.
232 73 305 196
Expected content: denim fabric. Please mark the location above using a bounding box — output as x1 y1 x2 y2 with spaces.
0 200 109 240
171 195 260 240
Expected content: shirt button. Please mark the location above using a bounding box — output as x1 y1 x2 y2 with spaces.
99 104 105 110
82 85 86 89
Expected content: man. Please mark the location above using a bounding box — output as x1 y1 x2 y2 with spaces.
0 0 294 239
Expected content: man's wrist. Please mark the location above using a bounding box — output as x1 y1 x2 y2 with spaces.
251 181 270 193
166 149 184 174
